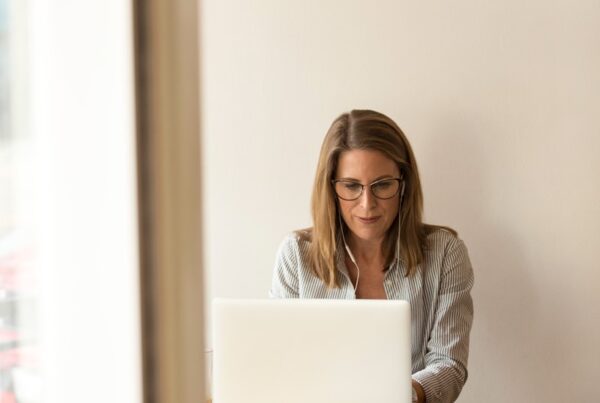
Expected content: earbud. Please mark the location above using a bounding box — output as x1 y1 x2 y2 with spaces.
400 181 405 205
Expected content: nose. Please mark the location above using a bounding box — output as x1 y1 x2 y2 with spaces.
359 186 377 210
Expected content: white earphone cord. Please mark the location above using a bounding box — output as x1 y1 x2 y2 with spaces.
338 211 360 292
396 182 405 265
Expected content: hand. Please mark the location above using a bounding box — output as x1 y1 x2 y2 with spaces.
412 379 425 403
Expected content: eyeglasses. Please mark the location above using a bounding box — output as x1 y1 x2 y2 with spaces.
331 178 403 201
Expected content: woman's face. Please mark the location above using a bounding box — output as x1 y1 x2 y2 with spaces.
335 149 401 246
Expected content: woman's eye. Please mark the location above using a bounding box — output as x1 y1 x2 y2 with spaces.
343 182 361 191
373 181 392 190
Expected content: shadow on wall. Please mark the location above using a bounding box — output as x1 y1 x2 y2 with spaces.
418 113 546 402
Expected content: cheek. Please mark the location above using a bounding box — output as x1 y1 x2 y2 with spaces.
338 201 354 222
382 200 400 221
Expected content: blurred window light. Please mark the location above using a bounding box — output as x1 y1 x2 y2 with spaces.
1 1 41 402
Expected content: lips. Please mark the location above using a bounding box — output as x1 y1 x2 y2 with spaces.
357 216 380 224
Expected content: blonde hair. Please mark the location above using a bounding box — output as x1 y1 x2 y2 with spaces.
300 109 455 288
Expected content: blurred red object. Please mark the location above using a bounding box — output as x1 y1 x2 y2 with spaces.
0 391 16 403
0 246 36 293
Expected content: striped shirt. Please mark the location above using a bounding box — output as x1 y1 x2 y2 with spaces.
269 228 474 403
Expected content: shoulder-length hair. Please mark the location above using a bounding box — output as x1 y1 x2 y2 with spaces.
301 109 455 288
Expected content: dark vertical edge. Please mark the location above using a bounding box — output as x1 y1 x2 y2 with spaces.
131 0 155 402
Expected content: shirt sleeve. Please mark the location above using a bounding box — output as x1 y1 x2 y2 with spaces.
269 235 301 298
412 237 474 403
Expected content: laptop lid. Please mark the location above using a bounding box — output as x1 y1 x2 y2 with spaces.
212 299 411 403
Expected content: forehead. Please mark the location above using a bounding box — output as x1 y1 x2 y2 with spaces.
336 149 399 179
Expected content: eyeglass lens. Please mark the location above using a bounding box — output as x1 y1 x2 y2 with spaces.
334 179 400 200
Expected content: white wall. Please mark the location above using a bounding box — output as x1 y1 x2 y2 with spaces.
201 1 600 401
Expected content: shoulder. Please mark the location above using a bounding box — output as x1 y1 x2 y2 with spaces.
424 226 471 269
277 230 311 252
275 230 312 265
425 226 467 253
424 226 473 282
271 231 314 298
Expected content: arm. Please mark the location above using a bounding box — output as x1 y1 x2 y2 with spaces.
412 238 474 403
269 235 301 298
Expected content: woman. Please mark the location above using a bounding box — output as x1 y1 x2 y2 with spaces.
270 109 474 403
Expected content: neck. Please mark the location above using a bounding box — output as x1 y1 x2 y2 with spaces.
346 234 385 265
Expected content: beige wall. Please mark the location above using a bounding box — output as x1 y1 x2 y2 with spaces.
201 1 600 401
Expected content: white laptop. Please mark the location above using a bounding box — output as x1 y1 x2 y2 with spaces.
212 299 412 403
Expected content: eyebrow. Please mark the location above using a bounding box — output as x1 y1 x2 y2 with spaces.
337 175 396 183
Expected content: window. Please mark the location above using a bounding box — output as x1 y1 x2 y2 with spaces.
0 1 40 401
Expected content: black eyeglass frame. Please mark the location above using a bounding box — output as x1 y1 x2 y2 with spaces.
331 177 404 201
